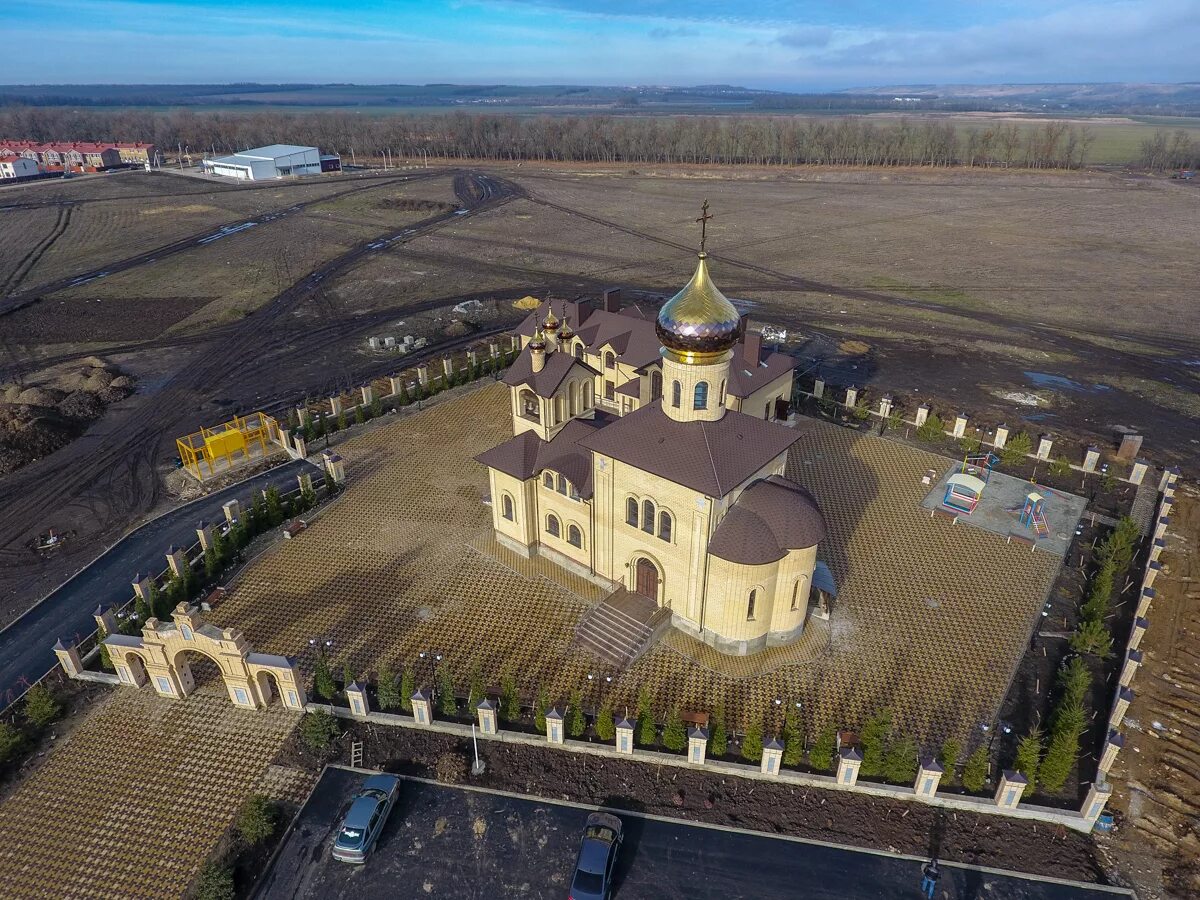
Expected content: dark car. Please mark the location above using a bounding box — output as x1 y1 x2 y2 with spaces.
331 773 401 863
569 812 623 900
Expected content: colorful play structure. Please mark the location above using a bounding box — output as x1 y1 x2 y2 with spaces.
1020 492 1050 538
175 411 279 481
943 472 987 514
962 451 999 483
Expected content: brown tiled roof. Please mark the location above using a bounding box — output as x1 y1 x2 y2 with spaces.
474 417 610 499
615 379 641 398
502 349 598 399
577 403 803 498
708 475 826 564
725 349 799 399
514 300 661 369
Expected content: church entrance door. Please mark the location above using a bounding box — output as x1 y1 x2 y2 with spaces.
634 558 660 602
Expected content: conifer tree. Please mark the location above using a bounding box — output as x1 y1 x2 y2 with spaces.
962 746 990 793
568 689 585 738
938 739 961 784
400 667 415 712
1013 727 1043 796
636 687 656 746
708 704 728 757
376 667 401 711
662 706 686 752
782 704 804 766
534 686 549 734
595 701 615 741
741 717 764 762
809 724 837 772
313 654 335 701
859 710 892 777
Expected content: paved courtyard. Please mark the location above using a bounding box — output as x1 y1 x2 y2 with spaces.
212 383 1061 745
0 683 309 899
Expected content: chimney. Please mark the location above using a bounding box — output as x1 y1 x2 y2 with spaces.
743 329 763 366
603 288 621 313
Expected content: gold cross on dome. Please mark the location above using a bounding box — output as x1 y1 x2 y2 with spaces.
696 199 713 253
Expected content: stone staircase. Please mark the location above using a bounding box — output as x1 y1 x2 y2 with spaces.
574 589 671 669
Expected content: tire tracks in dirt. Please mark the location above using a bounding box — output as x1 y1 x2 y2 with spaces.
0 205 72 295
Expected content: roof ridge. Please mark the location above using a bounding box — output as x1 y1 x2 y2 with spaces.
700 420 723 496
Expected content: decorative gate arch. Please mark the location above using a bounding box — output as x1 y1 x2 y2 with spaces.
104 603 306 711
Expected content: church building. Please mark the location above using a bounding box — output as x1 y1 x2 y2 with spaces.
476 247 829 655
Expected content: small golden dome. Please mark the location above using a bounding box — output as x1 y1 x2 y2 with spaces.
655 253 741 362
529 325 547 350
542 304 560 332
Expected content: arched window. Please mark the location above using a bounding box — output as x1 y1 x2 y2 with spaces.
543 472 555 489
694 381 709 410
791 578 805 610
747 589 757 621
557 474 568 495
520 389 540 422
604 351 615 370
568 524 583 548
651 371 663 401
501 494 514 521
554 394 565 424
574 342 584 360
719 379 725 407
569 382 578 417
642 499 656 534
626 497 639 527
546 514 561 538
583 381 593 409
671 381 681 408
658 511 672 542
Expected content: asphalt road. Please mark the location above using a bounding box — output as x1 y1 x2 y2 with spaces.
0 458 320 703
258 768 1131 900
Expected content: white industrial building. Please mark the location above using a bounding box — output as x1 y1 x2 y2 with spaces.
203 144 322 181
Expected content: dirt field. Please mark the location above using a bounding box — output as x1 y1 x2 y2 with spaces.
1104 486 1200 899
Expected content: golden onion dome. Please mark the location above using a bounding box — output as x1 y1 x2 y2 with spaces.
529 325 547 350
655 252 741 362
542 305 560 332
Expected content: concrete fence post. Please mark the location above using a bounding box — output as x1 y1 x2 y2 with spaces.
915 757 944 798
297 472 313 495
836 748 862 786
1110 686 1135 728
329 395 343 416
952 413 967 439
1120 649 1143 686
322 451 346 485
1082 447 1100 472
1149 538 1166 563
489 342 499 359
1036 434 1053 461
196 521 214 552
389 374 403 396
509 335 519 352
812 378 825 400
995 770 1027 810
93 604 117 636
1136 587 1155 618
844 387 858 408
295 405 310 426
476 698 497 736
545 707 564 744
166 546 188 578
360 383 374 407
222 499 240 525
132 573 154 602
1143 560 1162 591
1128 460 1149 486
293 435 308 458
615 717 635 755
992 424 1010 449
687 726 708 766
1082 781 1113 827
761 737 784 776
878 397 893 419
411 690 432 726
1153 515 1170 542
1128 617 1149 651
914 405 930 427
417 364 430 387
54 639 83 677
346 681 370 718
1097 731 1124 776
467 350 478 369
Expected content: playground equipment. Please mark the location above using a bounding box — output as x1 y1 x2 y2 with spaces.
175 412 279 481
1020 492 1050 538
962 452 999 483
943 473 987 514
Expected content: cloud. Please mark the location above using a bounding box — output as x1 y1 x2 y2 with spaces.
776 25 832 48
649 25 699 39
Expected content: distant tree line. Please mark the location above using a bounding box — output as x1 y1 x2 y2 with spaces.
1 105 1098 168
1138 129 1200 170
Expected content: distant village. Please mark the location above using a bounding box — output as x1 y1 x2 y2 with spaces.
0 140 158 180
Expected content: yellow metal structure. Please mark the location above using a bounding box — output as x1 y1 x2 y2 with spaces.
176 412 278 480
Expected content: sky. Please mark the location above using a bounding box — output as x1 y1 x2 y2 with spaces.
1 0 1197 88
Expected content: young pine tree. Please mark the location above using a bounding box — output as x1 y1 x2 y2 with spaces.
636 687 656 747
708 705 728 758
938 739 962 784
438 667 458 717
534 686 549 734
1012 727 1044 797
399 667 415 712
782 704 804 767
859 710 893 777
662 706 687 752
595 701 615 742
499 674 519 723
961 746 990 793
568 689 586 738
313 654 336 701
808 724 837 772
741 717 764 763
376 667 401 711
883 737 918 784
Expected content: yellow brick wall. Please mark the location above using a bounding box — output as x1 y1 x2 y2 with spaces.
534 475 593 568
490 469 536 547
730 371 794 420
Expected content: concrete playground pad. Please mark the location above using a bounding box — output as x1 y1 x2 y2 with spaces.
261 766 1132 900
921 464 1087 556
